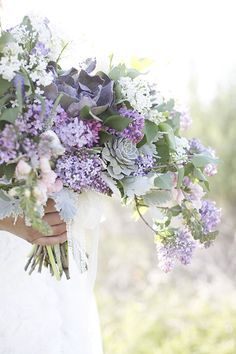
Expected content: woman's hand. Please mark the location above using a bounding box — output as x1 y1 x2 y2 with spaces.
0 199 67 246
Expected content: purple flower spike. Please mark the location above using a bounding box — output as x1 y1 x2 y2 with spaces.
156 229 197 272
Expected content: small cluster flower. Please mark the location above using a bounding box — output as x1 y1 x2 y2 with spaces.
156 229 197 272
56 152 110 194
199 200 221 235
109 108 144 143
119 76 153 115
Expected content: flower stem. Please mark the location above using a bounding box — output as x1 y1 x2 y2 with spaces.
46 245 61 281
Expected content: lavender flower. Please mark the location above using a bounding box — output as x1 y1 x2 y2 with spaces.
204 163 218 177
56 152 110 194
179 110 192 131
16 99 53 136
133 155 154 176
189 138 215 157
54 110 101 151
199 200 221 234
109 108 144 143
0 124 19 164
156 229 197 272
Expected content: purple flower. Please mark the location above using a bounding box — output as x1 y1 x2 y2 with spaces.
133 154 154 176
31 42 50 56
56 152 110 194
199 200 221 234
156 229 197 272
204 163 217 177
109 108 144 143
189 138 215 157
16 100 53 136
179 110 192 131
0 124 19 164
54 109 101 151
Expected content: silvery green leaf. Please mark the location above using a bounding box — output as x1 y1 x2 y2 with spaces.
123 176 154 197
0 197 21 219
143 190 172 206
51 188 77 222
154 172 173 190
191 154 218 168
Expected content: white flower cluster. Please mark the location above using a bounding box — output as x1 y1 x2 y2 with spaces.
174 137 190 163
119 76 152 114
0 15 63 86
118 76 164 123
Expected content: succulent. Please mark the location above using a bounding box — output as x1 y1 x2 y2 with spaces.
102 138 138 179
44 58 114 117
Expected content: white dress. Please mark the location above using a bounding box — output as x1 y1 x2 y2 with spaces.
0 192 104 354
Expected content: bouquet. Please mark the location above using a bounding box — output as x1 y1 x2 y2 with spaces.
0 16 221 280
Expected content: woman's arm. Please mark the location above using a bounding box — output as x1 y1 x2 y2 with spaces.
0 199 67 246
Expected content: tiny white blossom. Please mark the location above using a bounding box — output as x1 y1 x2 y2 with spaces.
3 42 23 57
0 56 20 81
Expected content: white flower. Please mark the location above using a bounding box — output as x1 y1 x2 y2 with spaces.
119 76 152 115
10 25 30 46
3 42 23 57
174 137 190 162
0 56 20 81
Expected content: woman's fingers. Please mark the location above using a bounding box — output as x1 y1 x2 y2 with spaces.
50 223 67 236
44 198 57 214
30 223 66 242
33 232 67 246
43 212 64 226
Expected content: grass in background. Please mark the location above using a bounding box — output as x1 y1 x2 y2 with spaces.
96 81 236 354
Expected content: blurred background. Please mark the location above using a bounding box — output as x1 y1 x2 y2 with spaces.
1 0 236 353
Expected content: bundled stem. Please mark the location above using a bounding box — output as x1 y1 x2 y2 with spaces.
24 242 70 280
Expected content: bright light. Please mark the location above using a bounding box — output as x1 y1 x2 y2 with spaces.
1 0 236 103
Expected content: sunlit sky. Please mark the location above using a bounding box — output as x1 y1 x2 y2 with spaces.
1 0 236 105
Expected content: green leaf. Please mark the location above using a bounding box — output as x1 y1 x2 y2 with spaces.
184 163 194 175
143 190 172 206
99 130 112 145
193 167 207 181
4 163 16 180
144 119 159 143
0 32 15 52
0 108 19 123
127 68 141 79
104 115 131 131
154 172 173 190
177 167 185 188
170 205 182 216
0 93 12 108
191 154 217 168
159 122 176 150
204 180 210 191
155 141 170 165
157 98 175 112
80 105 91 119
0 190 11 201
136 135 147 148
15 77 23 114
109 63 127 81
0 76 12 96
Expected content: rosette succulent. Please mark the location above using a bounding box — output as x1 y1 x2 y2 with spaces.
102 138 138 179
44 58 114 117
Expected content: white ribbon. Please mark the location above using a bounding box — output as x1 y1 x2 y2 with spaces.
67 191 105 290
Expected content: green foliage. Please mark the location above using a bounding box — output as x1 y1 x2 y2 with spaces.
100 293 236 354
0 107 19 123
0 31 15 52
144 119 159 143
159 122 176 151
154 172 173 190
104 114 131 131
0 76 12 96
